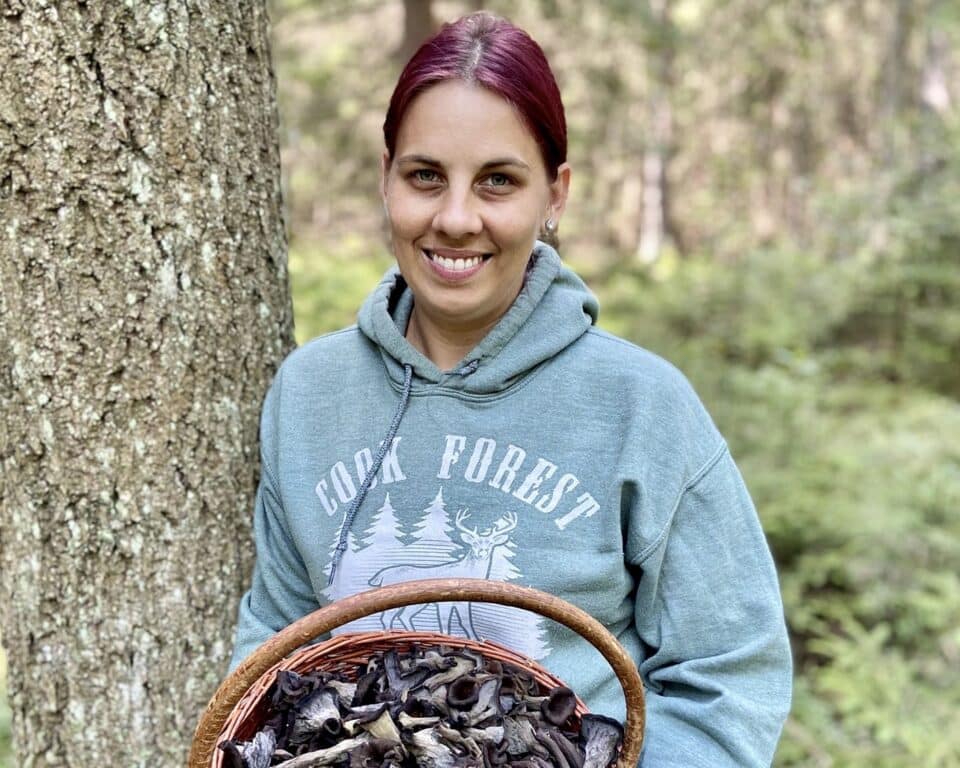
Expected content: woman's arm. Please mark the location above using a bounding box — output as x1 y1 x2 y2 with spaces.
630 444 793 767
228 372 321 672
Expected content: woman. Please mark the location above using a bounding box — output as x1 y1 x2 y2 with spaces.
230 12 792 767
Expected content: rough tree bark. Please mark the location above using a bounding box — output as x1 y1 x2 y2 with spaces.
0 2 294 765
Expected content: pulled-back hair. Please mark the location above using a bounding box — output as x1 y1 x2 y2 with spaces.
383 12 567 179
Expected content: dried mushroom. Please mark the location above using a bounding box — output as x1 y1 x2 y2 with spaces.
291 688 342 745
580 716 623 768
540 688 576 728
219 644 624 768
219 727 276 768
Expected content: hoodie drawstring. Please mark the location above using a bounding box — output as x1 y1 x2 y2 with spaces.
455 358 480 376
328 363 413 586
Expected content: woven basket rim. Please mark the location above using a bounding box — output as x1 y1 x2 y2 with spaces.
191 579 645 768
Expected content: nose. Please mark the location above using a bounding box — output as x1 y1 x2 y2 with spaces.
432 186 482 239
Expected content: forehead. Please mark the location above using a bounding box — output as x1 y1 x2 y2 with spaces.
394 80 544 169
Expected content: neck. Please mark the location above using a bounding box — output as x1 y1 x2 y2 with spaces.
405 306 495 371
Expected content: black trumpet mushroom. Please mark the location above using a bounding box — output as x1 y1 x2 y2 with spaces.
217 644 624 768
448 676 481 709
540 687 576 727
219 728 276 768
579 715 624 768
290 687 343 746
349 737 404 768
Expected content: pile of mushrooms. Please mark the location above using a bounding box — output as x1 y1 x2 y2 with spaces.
220 644 623 768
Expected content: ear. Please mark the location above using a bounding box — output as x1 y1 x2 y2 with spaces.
547 162 571 224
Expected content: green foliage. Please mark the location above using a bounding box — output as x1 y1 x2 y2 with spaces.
823 138 960 400
0 647 10 767
591 248 854 368
594 246 960 765
288 237 393 344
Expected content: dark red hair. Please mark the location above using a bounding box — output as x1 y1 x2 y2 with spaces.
383 12 567 179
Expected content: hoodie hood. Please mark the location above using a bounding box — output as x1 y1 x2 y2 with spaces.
357 242 599 394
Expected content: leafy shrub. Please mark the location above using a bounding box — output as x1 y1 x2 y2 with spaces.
593 250 960 766
818 123 960 400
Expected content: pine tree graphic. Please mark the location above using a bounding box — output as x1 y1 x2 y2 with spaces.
360 493 405 552
395 489 459 631
406 488 461 565
326 493 408 633
488 538 521 581
322 513 362 602
470 522 551 659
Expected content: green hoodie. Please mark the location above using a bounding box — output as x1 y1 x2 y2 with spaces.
230 244 792 767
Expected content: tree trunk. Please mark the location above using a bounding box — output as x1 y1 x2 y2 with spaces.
921 2 952 115
0 2 294 765
399 0 435 63
637 0 675 264
880 0 914 161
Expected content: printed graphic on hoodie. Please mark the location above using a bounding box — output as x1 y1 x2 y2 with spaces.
322 488 551 660
316 432 605 660
313 434 602 531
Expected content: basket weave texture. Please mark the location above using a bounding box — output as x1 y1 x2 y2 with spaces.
189 578 645 768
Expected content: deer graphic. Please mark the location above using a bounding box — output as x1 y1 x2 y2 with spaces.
368 510 518 638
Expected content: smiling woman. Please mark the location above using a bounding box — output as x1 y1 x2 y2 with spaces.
382 80 569 369
226 11 793 768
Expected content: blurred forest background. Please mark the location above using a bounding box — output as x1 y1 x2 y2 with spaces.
2 0 958 765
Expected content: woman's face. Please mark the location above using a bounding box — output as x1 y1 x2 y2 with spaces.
382 80 569 337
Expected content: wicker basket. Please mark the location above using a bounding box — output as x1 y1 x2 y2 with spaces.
188 578 646 768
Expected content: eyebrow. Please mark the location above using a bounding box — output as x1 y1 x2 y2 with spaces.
395 154 531 171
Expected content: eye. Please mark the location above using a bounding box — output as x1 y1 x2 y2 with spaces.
481 172 516 192
409 168 442 186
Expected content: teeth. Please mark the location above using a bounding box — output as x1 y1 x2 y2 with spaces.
426 251 483 271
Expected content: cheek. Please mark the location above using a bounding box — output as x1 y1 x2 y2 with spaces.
387 195 433 240
485 202 542 244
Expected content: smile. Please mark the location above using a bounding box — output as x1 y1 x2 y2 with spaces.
421 249 491 280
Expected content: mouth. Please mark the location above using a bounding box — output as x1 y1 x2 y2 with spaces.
421 248 492 279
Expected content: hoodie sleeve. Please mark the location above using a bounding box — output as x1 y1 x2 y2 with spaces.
630 444 793 767
228 372 320 672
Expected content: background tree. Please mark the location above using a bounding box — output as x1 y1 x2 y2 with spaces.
0 1 293 764
400 0 436 61
636 0 676 263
